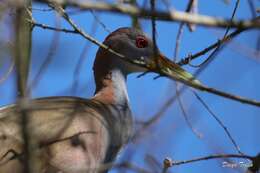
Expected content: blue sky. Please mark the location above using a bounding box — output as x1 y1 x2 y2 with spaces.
0 0 260 172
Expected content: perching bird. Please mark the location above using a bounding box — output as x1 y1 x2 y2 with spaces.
0 27 197 173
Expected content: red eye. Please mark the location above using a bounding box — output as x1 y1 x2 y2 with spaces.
136 36 148 48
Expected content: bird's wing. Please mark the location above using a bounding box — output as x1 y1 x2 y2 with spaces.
0 96 130 173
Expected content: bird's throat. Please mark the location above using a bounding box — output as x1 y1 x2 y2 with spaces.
93 69 129 106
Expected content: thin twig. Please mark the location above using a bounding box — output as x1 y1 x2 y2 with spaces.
29 20 77 33
164 154 253 168
179 0 241 67
173 23 184 60
176 84 203 138
0 58 14 84
72 20 98 94
29 7 52 11
186 0 198 32
90 10 111 33
192 91 243 155
247 0 260 55
28 16 61 92
145 154 162 173
203 0 241 65
172 0 196 60
171 1 202 140
150 0 157 57
129 0 141 29
132 86 186 142
247 0 257 18
177 28 246 66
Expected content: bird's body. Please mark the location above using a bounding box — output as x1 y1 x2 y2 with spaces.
0 97 132 173
0 27 197 173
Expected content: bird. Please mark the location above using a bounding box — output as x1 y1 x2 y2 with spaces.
0 27 197 173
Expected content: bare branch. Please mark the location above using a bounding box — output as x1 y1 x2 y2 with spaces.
34 0 260 29
162 154 253 168
177 28 246 66
29 19 77 33
28 16 61 92
178 0 241 67
176 84 203 138
192 91 243 155
13 2 32 173
0 58 14 85
72 20 98 94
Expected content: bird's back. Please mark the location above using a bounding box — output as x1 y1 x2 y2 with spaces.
0 97 133 173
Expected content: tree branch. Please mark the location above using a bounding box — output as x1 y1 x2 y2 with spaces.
14 2 32 173
34 0 260 29
177 28 246 66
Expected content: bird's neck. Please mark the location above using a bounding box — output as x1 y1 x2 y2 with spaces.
93 68 129 106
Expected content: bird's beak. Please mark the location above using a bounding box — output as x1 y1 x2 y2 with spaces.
150 53 201 86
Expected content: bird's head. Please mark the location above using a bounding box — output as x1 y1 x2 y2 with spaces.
93 27 200 85
94 27 156 74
